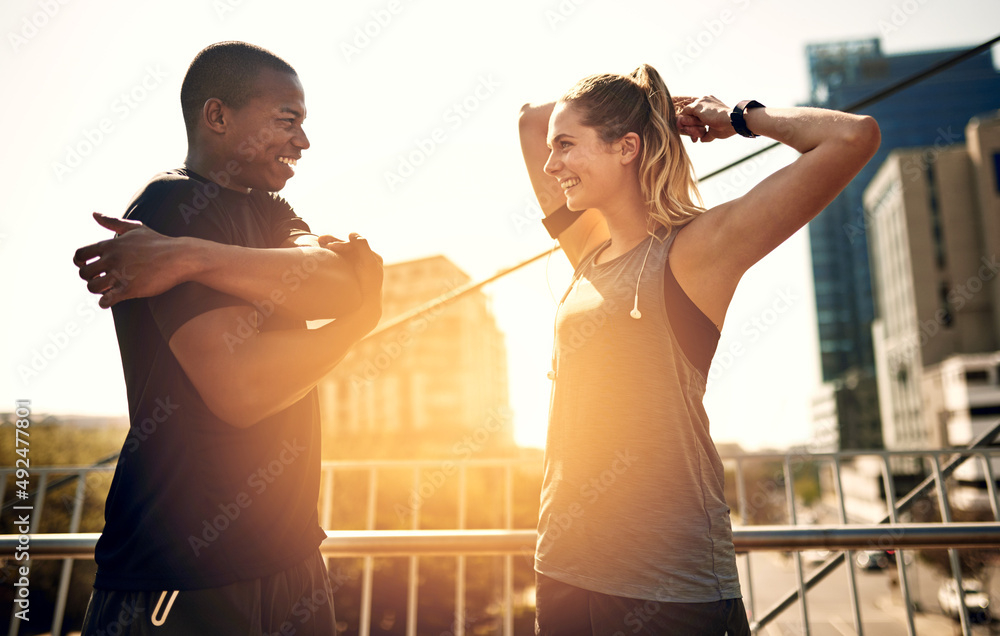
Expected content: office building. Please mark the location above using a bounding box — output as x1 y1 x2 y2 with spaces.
865 112 1000 499
317 255 511 453
805 38 1000 449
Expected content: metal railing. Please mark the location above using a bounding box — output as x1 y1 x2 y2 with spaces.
3 428 1000 636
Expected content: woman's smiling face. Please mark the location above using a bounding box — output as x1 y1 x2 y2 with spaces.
544 101 628 212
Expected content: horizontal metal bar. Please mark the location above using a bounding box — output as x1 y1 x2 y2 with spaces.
4 523 999 560
735 522 1000 550
717 447 1000 463
320 529 536 557
316 457 542 471
5 446 997 477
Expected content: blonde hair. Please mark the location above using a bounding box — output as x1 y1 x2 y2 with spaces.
560 64 704 234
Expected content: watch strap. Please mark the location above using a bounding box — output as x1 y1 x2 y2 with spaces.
731 99 765 138
542 204 584 239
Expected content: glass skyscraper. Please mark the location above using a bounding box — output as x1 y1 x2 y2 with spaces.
807 39 1000 382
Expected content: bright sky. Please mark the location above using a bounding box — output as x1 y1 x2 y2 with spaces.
2 0 998 451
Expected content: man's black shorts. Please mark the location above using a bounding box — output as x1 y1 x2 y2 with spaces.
81 550 336 635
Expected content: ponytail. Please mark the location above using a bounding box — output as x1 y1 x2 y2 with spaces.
560 64 705 235
629 64 704 233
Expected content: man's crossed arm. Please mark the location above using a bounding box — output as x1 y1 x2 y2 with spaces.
73 212 383 428
73 212 363 319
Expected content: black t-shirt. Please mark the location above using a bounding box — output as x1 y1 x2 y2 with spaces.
95 168 326 590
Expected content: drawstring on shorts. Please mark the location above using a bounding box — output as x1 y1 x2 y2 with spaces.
151 590 179 626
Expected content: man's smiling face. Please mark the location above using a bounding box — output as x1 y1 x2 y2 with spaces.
223 67 310 193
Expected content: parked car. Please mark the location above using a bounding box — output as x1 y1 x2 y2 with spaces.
802 549 833 564
937 579 991 624
856 550 889 570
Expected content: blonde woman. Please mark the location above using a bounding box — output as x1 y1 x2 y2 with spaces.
518 65 879 635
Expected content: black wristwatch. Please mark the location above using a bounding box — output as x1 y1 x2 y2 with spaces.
731 100 765 138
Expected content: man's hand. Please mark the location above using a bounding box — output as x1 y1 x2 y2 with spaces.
673 96 737 143
73 212 190 308
324 233 383 334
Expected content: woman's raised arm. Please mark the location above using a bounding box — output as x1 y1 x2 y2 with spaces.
517 102 609 269
669 98 880 328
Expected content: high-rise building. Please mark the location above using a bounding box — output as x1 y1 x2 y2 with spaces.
865 112 1000 487
805 38 1000 449
317 255 511 454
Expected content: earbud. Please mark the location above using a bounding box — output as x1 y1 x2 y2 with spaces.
630 294 641 320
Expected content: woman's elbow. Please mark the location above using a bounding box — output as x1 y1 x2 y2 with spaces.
518 102 553 139
849 115 881 159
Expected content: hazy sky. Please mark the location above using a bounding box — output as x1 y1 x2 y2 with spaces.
2 0 998 450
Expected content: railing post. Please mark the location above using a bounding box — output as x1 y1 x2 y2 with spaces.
406 467 420 636
977 452 999 521
831 457 863 635
879 455 916 636
734 458 756 628
750 419 1000 633
931 455 973 636
455 464 467 636
50 473 88 636
321 465 335 529
7 448 1000 635
503 464 513 636
783 456 810 636
359 467 378 636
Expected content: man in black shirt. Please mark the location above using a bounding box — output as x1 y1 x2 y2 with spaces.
73 41 381 634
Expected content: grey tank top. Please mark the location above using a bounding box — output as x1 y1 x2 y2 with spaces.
536 227 741 603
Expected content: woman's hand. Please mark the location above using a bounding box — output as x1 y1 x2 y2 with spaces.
672 96 737 143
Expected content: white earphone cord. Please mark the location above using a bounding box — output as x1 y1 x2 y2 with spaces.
631 234 655 320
